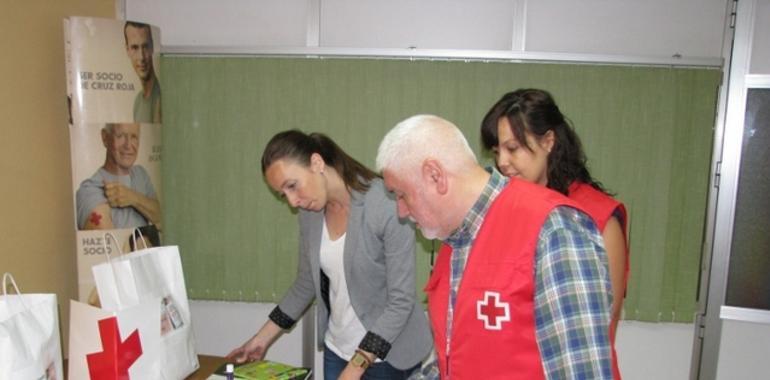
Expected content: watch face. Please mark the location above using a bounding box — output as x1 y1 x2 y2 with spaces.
351 353 369 368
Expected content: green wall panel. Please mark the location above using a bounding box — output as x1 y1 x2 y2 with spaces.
160 57 720 322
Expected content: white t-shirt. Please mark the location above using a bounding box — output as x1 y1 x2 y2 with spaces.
320 221 369 361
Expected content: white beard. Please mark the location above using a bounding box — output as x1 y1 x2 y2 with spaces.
412 218 443 240
419 228 442 240
408 207 445 240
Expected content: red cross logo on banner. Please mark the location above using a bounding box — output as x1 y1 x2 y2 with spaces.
476 291 511 330
86 316 143 379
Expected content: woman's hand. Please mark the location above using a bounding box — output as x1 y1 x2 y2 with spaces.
338 363 366 380
225 320 283 364
226 334 270 364
338 349 374 380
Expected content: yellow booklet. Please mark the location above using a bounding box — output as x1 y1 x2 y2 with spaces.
215 360 311 380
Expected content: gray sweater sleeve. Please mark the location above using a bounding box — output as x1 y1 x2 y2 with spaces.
358 182 418 358
274 213 317 325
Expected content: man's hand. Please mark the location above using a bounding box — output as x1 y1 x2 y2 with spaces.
102 180 161 226
104 181 138 208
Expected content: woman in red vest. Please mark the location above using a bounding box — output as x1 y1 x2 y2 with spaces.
481 89 629 379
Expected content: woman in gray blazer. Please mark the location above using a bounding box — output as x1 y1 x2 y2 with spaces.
227 130 432 380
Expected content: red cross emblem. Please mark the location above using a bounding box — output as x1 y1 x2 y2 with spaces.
476 291 510 330
86 316 143 379
89 211 102 226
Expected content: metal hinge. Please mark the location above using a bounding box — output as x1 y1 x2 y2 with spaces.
714 161 722 189
695 313 707 338
730 0 738 28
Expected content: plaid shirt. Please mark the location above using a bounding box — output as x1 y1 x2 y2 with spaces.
411 170 612 380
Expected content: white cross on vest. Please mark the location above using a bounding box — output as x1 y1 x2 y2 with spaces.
476 291 511 330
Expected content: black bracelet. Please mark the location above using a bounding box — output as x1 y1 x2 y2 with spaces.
268 306 296 330
359 331 391 360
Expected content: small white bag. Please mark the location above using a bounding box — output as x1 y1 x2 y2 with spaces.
92 232 199 379
0 272 63 380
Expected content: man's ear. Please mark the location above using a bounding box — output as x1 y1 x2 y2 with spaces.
421 159 448 195
310 153 326 173
101 129 109 148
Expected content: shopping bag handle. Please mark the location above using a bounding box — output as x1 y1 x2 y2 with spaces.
2 272 30 310
131 227 149 251
101 232 134 308
102 232 124 265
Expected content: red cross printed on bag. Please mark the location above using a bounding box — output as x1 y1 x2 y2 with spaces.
476 291 511 330
86 316 143 379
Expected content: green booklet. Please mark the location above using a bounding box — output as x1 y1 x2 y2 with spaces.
214 360 311 380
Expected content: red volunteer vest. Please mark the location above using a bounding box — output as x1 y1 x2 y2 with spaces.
425 179 581 379
568 181 629 380
567 181 629 289
567 182 627 233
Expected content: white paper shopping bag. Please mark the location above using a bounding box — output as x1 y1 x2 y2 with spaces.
0 273 63 380
92 232 199 379
68 298 161 380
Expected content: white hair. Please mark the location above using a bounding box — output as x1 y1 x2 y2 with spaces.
376 115 477 175
103 122 140 134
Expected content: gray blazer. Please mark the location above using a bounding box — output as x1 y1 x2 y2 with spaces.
276 178 433 369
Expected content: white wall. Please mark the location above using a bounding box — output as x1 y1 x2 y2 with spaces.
190 301 305 366
525 0 726 58
749 0 770 74
615 321 694 380
190 301 323 375
318 0 517 50
125 0 310 46
126 0 728 63
192 301 695 380
715 319 770 379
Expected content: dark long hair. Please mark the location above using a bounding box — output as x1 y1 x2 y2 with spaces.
261 130 378 193
480 88 608 195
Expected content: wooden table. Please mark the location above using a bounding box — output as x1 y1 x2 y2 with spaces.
186 355 229 379
64 355 229 379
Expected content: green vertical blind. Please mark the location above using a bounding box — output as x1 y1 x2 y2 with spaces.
161 57 720 322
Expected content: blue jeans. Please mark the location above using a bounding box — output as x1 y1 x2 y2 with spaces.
323 345 418 380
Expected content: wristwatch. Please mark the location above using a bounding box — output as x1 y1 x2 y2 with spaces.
350 350 372 370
